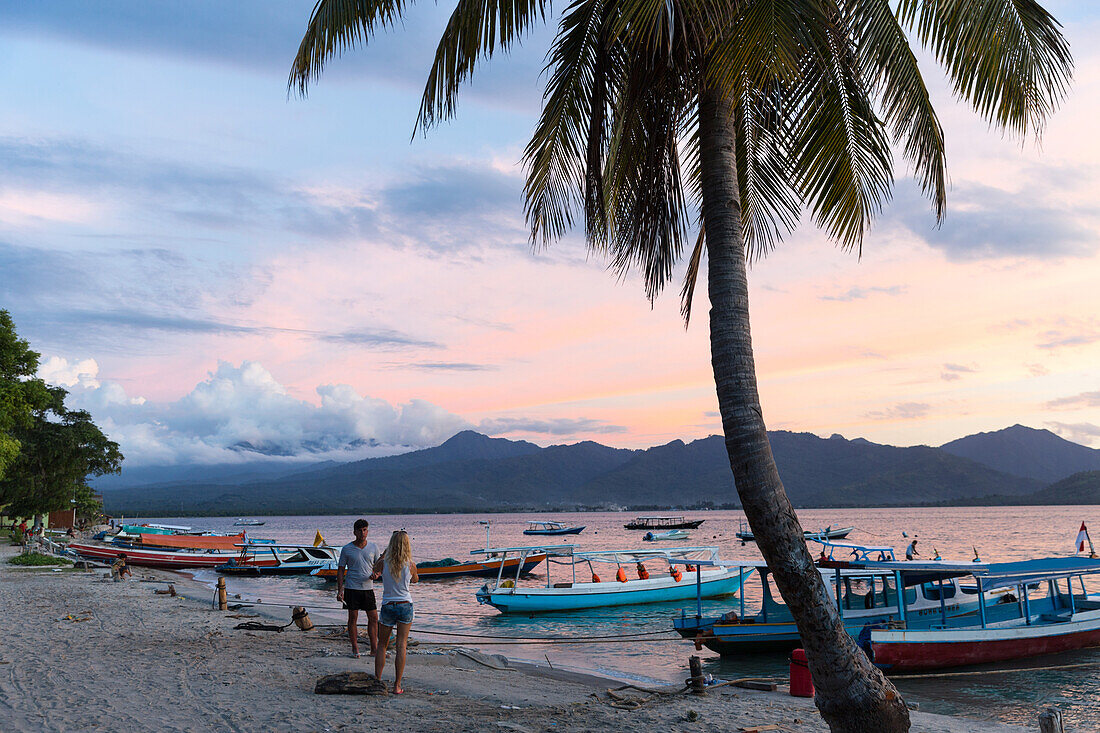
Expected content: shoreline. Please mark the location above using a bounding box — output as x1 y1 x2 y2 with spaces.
2 543 1057 732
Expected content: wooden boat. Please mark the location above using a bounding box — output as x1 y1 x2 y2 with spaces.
523 521 585 536
217 544 336 575
674 545 1007 655
310 552 546 581
643 529 690 541
862 557 1100 671
624 516 705 530
475 546 745 613
735 521 853 543
66 540 249 569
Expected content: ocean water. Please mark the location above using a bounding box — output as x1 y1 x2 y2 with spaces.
134 507 1100 729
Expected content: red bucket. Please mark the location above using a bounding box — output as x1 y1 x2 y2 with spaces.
789 648 814 697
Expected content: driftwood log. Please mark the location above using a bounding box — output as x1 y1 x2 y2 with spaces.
314 672 387 695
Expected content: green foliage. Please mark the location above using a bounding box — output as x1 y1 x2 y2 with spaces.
9 551 72 566
0 311 122 516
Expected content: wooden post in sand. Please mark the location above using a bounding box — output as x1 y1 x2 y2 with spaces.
1039 708 1064 733
216 577 227 611
688 655 706 695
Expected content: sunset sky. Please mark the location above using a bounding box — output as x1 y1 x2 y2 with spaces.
2 1 1098 467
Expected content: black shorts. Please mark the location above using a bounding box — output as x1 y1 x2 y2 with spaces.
344 588 376 612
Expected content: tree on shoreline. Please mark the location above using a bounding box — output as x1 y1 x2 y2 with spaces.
290 1 1070 729
0 311 122 519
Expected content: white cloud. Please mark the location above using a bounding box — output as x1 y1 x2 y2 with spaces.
44 358 472 466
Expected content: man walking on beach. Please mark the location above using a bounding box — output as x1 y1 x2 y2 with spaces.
906 539 919 561
337 519 380 658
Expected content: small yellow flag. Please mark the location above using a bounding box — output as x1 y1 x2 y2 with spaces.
314 530 325 547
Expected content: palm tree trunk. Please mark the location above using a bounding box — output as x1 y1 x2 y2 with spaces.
697 76 910 733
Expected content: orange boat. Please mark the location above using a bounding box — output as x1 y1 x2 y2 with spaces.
311 553 546 580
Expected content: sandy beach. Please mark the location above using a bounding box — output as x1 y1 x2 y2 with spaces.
0 544 1058 733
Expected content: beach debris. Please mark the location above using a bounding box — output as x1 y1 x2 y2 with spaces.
153 584 176 596
227 613 259 619
57 614 93 623
234 621 287 632
291 606 314 631
313 672 387 696
494 722 534 732
427 689 450 695
450 649 510 671
738 725 781 733
734 680 779 692
685 709 699 722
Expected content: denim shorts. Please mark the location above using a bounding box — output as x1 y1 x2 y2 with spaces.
379 601 414 627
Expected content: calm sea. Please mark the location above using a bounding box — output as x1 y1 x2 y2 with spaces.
134 507 1100 729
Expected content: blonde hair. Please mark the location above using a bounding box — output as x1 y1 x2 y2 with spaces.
385 530 412 577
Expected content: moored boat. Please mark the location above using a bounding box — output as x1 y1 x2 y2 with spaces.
310 552 546 581
66 540 249 568
735 521 854 543
217 543 336 575
233 518 266 526
523 521 585 536
624 516 705 530
643 529 690 541
475 546 745 613
674 542 1012 655
860 556 1100 671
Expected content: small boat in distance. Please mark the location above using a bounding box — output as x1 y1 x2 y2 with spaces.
523 521 585 536
736 521 853 543
310 552 546 580
643 529 690 541
475 545 745 613
233 519 266 526
624 516 705 530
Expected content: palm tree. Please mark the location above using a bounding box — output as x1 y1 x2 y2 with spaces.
291 1 1071 729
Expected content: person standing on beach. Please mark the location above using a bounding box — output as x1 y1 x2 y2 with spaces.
905 539 919 561
336 519 380 658
373 530 418 694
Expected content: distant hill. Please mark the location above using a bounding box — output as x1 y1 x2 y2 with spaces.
940 425 1100 483
100 427 1064 515
1020 471 1100 505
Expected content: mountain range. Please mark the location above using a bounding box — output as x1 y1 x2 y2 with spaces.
97 424 1100 515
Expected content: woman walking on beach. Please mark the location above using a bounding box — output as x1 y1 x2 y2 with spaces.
373 530 418 694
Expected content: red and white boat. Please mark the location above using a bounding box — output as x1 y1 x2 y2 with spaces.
863 553 1100 671
68 532 253 569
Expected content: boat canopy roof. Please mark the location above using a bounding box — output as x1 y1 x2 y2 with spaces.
470 545 720 563
832 556 1100 589
472 544 575 556
233 542 333 550
634 515 686 520
526 521 564 526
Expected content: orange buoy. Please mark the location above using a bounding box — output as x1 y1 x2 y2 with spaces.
591 572 601 583
636 562 649 580
615 567 628 583
670 566 683 582
789 648 814 697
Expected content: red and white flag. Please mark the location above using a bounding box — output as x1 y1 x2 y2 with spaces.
1076 522 1091 555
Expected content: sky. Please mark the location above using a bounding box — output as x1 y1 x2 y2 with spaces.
1 1 1098 467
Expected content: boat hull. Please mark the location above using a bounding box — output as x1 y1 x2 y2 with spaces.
523 526 585 536
736 527 853 543
67 541 243 569
312 554 545 580
871 610 1100 671
480 568 744 613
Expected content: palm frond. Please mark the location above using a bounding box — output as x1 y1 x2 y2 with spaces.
523 0 610 247
289 0 411 97
897 0 1072 138
788 10 893 252
679 224 705 326
849 0 946 220
417 0 549 130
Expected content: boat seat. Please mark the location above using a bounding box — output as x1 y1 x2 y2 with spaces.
553 582 573 588
1075 599 1100 610
1039 611 1073 623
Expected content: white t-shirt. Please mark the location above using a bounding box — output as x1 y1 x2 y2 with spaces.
338 541 380 590
381 561 413 604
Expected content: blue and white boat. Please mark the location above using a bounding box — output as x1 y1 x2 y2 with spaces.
474 545 747 613
674 541 1008 655
523 521 585 536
